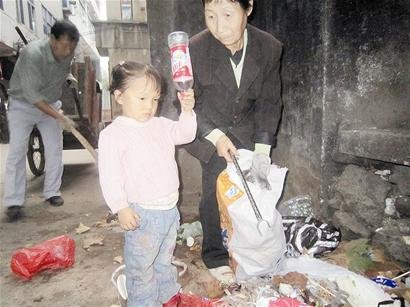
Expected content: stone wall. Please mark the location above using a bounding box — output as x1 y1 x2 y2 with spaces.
252 0 410 262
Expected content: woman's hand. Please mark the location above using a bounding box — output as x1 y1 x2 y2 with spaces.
118 207 140 231
177 89 195 113
216 135 237 162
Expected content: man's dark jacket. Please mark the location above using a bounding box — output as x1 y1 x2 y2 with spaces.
185 24 283 163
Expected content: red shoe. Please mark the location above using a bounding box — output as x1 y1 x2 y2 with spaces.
163 293 180 307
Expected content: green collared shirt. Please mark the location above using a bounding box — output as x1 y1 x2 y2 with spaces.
9 39 72 104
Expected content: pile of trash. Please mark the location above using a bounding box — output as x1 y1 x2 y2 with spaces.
208 256 408 306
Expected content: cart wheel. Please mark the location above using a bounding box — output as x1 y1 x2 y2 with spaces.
27 127 45 176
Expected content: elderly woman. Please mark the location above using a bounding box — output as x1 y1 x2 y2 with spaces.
186 0 283 285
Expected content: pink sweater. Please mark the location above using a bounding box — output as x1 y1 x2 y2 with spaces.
98 112 197 213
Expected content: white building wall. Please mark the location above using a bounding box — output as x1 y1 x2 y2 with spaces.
0 0 63 55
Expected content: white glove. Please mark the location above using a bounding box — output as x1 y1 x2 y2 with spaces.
251 153 271 190
59 115 76 131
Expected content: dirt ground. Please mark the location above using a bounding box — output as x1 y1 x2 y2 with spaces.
0 146 210 307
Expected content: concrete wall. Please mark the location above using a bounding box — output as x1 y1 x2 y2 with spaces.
146 1 204 217
94 21 150 117
250 0 325 208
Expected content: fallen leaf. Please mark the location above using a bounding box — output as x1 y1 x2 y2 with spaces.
82 234 104 250
76 223 90 234
113 256 123 264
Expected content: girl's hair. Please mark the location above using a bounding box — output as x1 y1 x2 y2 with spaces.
201 0 252 10
109 61 162 94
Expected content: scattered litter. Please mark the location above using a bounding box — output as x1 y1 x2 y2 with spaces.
372 276 398 288
375 169 391 181
182 269 224 299
306 277 348 305
82 234 104 250
10 235 75 280
336 274 399 306
113 256 123 264
93 212 119 228
111 265 127 300
33 296 44 302
215 277 280 306
272 272 307 289
393 270 410 281
384 198 396 216
172 258 188 277
277 195 314 217
106 211 118 223
189 241 201 252
277 255 399 307
386 287 410 306
177 221 202 245
75 223 91 234
186 236 195 247
278 283 296 296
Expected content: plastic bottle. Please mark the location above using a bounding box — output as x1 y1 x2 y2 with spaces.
168 31 194 91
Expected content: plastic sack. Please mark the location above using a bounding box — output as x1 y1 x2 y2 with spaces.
282 216 341 257
10 235 75 280
217 149 287 280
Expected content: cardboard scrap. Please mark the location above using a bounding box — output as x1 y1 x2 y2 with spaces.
272 272 308 290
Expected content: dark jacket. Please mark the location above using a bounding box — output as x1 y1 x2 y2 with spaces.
185 24 283 163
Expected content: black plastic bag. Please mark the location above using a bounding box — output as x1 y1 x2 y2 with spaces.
282 216 341 257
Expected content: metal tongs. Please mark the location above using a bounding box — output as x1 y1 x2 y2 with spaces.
231 153 271 235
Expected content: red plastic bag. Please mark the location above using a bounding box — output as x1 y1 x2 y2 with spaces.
10 235 75 280
163 292 220 307
269 297 312 307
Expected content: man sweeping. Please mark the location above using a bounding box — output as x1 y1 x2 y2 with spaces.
3 20 79 222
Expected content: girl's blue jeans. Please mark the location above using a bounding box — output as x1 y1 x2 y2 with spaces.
125 204 180 307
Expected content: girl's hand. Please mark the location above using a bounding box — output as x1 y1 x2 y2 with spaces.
177 89 195 113
118 207 140 231
216 135 237 162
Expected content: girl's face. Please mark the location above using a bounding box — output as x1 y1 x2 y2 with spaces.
114 76 160 122
204 0 252 54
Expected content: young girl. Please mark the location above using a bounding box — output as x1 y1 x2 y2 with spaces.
98 61 196 306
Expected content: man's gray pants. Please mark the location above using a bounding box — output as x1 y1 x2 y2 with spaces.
3 98 63 207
